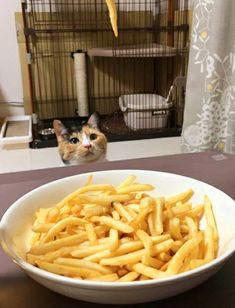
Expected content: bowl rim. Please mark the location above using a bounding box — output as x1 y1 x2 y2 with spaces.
1 169 235 289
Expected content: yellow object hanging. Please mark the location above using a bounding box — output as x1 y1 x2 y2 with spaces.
105 0 118 37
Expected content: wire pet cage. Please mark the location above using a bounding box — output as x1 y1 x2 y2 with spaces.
22 0 189 146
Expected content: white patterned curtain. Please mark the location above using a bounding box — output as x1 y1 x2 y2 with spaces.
182 0 235 153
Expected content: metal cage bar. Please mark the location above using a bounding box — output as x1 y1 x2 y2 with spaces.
22 0 189 146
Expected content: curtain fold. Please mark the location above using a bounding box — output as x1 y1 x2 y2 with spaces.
182 0 235 153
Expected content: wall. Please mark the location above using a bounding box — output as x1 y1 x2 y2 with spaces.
0 0 23 104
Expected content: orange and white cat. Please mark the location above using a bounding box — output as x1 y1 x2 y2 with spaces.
53 113 107 165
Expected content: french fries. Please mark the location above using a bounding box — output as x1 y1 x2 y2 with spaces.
27 175 219 282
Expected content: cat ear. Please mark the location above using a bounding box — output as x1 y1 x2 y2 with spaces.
53 120 68 143
87 112 100 129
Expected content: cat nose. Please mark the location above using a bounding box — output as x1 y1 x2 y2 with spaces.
83 144 92 149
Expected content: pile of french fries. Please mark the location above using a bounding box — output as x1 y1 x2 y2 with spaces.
27 175 218 282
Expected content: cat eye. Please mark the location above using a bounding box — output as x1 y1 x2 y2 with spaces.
90 133 97 140
69 137 79 144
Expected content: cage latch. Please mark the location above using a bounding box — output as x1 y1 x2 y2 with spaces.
24 27 36 37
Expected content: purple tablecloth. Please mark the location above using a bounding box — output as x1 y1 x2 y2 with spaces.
1 152 235 307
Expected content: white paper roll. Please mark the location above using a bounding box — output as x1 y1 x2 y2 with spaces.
74 52 89 117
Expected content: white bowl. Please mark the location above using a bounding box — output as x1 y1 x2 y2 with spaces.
1 170 235 304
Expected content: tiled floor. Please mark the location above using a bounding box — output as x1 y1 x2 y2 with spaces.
0 137 181 174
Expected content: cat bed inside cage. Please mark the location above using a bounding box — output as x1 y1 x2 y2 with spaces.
119 94 172 131
0 115 32 149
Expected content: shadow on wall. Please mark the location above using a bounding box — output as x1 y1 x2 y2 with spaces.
0 86 24 120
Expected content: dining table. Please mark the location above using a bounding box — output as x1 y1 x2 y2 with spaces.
0 151 235 308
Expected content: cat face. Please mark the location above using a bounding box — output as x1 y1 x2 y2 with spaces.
53 114 107 165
